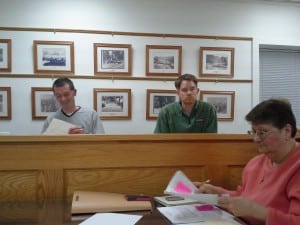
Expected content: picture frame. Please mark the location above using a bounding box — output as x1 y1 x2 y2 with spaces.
146 89 179 120
93 88 131 120
31 87 60 120
199 47 234 78
0 87 12 120
94 43 132 76
33 40 74 74
146 45 182 76
200 91 235 121
0 39 12 72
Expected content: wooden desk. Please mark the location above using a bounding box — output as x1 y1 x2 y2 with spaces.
0 200 169 225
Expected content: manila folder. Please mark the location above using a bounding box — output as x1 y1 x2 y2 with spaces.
71 191 152 214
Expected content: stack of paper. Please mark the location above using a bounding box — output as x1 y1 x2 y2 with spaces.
164 170 223 205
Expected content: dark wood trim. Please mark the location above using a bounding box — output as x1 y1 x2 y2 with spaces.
0 133 253 143
0 26 253 41
0 74 252 83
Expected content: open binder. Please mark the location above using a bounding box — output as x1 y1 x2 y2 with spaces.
71 191 153 214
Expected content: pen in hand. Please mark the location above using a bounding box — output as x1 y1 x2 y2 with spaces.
200 179 211 185
193 179 211 191
195 179 222 194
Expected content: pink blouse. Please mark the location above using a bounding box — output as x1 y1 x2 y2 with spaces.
222 144 300 225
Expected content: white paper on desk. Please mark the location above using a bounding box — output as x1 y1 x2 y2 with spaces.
164 170 221 205
79 213 142 225
158 204 239 225
177 220 242 225
43 118 76 135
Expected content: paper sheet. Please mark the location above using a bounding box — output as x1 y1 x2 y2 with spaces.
43 118 76 134
177 220 241 225
79 213 142 225
158 204 240 224
164 170 224 205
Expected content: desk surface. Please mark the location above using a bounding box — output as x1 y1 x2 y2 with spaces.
0 200 247 225
0 200 169 225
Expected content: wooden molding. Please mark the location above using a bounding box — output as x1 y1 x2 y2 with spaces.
0 27 253 41
0 74 253 83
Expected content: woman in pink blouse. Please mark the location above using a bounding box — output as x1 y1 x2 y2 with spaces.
196 98 300 225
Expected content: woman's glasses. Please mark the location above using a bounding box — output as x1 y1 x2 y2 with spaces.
247 129 275 140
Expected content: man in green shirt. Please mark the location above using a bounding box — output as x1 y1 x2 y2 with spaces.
154 74 217 133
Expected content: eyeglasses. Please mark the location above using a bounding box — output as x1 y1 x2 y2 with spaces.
179 87 197 93
247 129 275 140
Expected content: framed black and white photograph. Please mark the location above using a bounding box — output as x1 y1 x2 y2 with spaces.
200 91 235 121
94 43 132 76
31 87 60 120
0 39 12 72
93 88 131 120
199 47 234 78
0 87 11 120
146 45 182 76
146 89 178 120
33 40 74 74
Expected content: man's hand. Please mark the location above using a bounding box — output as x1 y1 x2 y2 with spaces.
69 126 84 134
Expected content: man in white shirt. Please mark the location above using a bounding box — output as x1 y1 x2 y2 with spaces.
41 77 105 134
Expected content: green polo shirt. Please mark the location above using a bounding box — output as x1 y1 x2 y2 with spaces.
154 100 217 133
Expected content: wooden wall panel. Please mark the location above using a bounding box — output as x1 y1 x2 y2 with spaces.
64 166 206 199
0 170 39 201
227 166 245 190
0 134 258 201
37 169 64 200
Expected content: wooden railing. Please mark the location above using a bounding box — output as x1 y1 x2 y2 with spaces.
0 134 257 201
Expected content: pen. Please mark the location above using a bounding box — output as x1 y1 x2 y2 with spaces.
194 179 211 189
200 179 210 185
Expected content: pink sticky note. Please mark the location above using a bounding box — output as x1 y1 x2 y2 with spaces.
174 181 192 193
195 204 215 211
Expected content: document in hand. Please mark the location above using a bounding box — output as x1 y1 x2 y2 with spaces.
164 170 221 205
71 191 152 214
43 118 76 134
157 204 240 224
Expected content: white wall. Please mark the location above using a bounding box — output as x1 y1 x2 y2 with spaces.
1 0 300 134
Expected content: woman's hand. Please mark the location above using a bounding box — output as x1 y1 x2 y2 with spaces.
218 196 268 221
193 182 222 194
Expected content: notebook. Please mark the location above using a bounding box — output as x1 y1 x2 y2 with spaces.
71 191 153 214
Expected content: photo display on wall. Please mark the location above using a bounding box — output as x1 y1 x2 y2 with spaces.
200 90 235 121
93 88 132 120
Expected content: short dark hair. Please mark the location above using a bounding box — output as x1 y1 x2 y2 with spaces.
245 98 297 137
175 74 198 89
52 77 75 91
